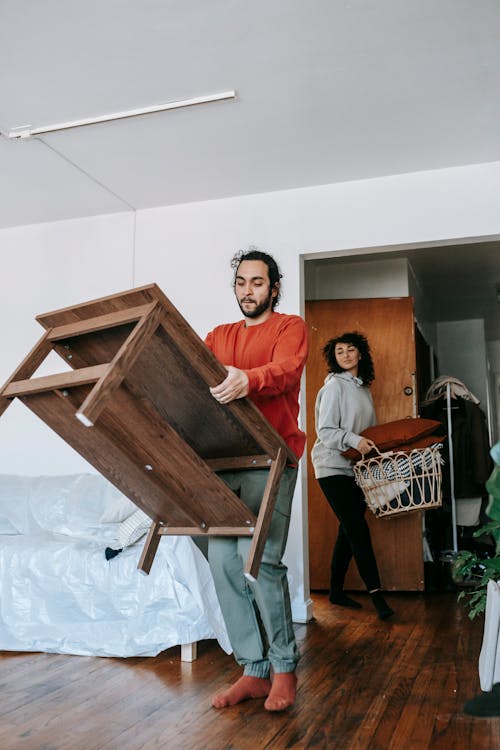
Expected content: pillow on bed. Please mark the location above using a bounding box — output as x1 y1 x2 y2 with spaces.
117 508 152 548
342 418 442 461
105 508 152 560
0 473 137 540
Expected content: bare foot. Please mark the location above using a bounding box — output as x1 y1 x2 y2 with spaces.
211 675 272 708
264 672 297 712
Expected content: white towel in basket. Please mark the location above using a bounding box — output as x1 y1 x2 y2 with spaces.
364 479 409 512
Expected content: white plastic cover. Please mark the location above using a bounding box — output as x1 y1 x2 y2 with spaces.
479 579 500 691
0 474 231 657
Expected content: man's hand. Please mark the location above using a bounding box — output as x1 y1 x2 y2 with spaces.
210 366 249 404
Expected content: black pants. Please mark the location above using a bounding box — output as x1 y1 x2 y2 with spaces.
318 474 381 593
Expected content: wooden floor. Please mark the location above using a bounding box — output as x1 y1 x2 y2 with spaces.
1 591 499 749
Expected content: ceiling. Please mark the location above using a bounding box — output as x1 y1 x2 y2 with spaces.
1 1 500 338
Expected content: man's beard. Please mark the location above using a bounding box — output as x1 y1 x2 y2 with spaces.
237 289 274 319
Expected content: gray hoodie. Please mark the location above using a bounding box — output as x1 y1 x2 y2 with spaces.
311 371 376 479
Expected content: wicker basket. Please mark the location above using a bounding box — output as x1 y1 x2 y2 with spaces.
353 444 443 518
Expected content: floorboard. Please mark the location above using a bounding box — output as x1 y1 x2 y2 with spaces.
0 591 498 749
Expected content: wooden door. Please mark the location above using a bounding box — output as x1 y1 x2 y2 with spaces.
305 297 424 591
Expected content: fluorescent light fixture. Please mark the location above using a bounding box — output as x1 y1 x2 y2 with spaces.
5 90 236 140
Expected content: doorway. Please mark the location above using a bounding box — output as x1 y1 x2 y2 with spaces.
301 238 500 592
305 296 424 591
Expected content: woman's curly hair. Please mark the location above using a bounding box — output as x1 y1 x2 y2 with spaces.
322 331 375 385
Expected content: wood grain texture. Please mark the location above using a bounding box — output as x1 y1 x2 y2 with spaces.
21 386 258 532
137 520 162 574
2 284 296 578
2 364 107 397
76 302 163 426
244 447 287 579
35 283 294 462
47 303 156 341
0 331 54 417
0 592 494 750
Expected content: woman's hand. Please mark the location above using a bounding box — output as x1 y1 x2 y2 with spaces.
357 438 377 456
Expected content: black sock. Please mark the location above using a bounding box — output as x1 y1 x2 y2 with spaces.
329 591 363 609
464 683 500 717
105 547 123 560
370 590 394 620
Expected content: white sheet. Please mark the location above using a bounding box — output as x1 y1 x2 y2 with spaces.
0 474 231 657
479 579 500 692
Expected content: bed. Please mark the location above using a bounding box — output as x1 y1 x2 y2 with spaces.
0 473 231 660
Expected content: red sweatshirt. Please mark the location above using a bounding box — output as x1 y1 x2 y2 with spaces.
205 312 309 459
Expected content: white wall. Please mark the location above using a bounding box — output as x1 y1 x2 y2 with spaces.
436 319 490 424
304 257 409 300
2 160 500 621
0 213 135 475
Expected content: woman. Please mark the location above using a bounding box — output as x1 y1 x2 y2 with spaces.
311 332 394 620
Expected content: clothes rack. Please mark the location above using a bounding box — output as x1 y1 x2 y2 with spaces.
423 376 491 559
445 382 458 554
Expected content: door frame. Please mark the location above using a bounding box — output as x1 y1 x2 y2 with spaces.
298 235 500 598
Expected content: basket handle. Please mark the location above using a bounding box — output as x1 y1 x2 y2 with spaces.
356 444 394 462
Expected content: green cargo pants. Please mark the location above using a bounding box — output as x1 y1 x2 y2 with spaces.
208 466 299 678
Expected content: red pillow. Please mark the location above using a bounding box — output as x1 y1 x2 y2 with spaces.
394 434 446 453
342 417 442 461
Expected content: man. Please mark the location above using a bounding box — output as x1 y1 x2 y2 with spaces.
205 248 308 712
